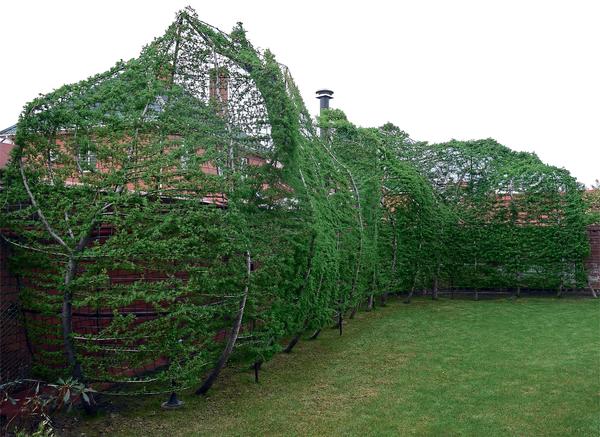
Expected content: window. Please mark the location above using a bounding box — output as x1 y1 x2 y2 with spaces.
79 150 97 172
180 151 190 170
49 149 59 163
78 138 96 172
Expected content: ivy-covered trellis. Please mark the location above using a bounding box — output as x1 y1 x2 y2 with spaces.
0 7 592 398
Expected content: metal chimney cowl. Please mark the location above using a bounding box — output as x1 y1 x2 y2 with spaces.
316 89 334 112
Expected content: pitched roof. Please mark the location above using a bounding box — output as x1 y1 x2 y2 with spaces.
0 124 17 136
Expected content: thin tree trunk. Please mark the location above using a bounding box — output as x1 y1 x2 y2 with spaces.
404 273 418 304
293 233 316 305
250 318 261 383
432 276 439 300
284 334 301 353
283 235 316 355
387 219 398 306
366 293 374 311
63 256 83 380
304 274 325 341
381 224 397 307
514 271 522 298
64 242 96 414
62 231 93 380
338 311 343 336
19 160 69 250
349 305 358 319
253 360 263 371
253 361 260 383
196 251 251 395
405 242 422 304
404 286 415 304
320 143 364 316
366 260 377 311
557 278 564 298
348 262 362 317
367 210 380 312
20 158 105 413
284 318 310 353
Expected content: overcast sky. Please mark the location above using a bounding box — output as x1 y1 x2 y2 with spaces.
2 0 598 185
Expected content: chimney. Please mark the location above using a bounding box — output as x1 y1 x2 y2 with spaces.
316 89 333 139
316 89 334 113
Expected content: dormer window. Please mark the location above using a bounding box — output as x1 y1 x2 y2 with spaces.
146 95 168 119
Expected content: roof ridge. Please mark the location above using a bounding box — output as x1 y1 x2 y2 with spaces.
0 124 17 136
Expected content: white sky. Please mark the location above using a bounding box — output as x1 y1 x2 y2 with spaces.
1 0 598 186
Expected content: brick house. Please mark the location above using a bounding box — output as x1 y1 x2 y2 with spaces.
0 70 271 384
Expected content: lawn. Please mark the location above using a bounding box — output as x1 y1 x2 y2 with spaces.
74 297 600 436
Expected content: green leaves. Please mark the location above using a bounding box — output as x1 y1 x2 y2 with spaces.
1 7 589 396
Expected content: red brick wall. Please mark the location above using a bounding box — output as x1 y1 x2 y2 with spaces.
2 224 600 385
0 239 31 383
587 224 600 289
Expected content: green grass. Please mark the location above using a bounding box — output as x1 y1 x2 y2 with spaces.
75 298 600 436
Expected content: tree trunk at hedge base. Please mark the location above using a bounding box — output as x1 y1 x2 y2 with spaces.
338 312 343 336
405 271 418 304
383 222 396 308
20 159 92 389
196 251 251 396
380 292 388 306
404 285 415 304
366 294 374 311
283 234 315 355
349 305 358 319
432 277 439 300
63 257 83 381
284 334 301 353
64 254 97 415
309 329 321 340
253 361 260 383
